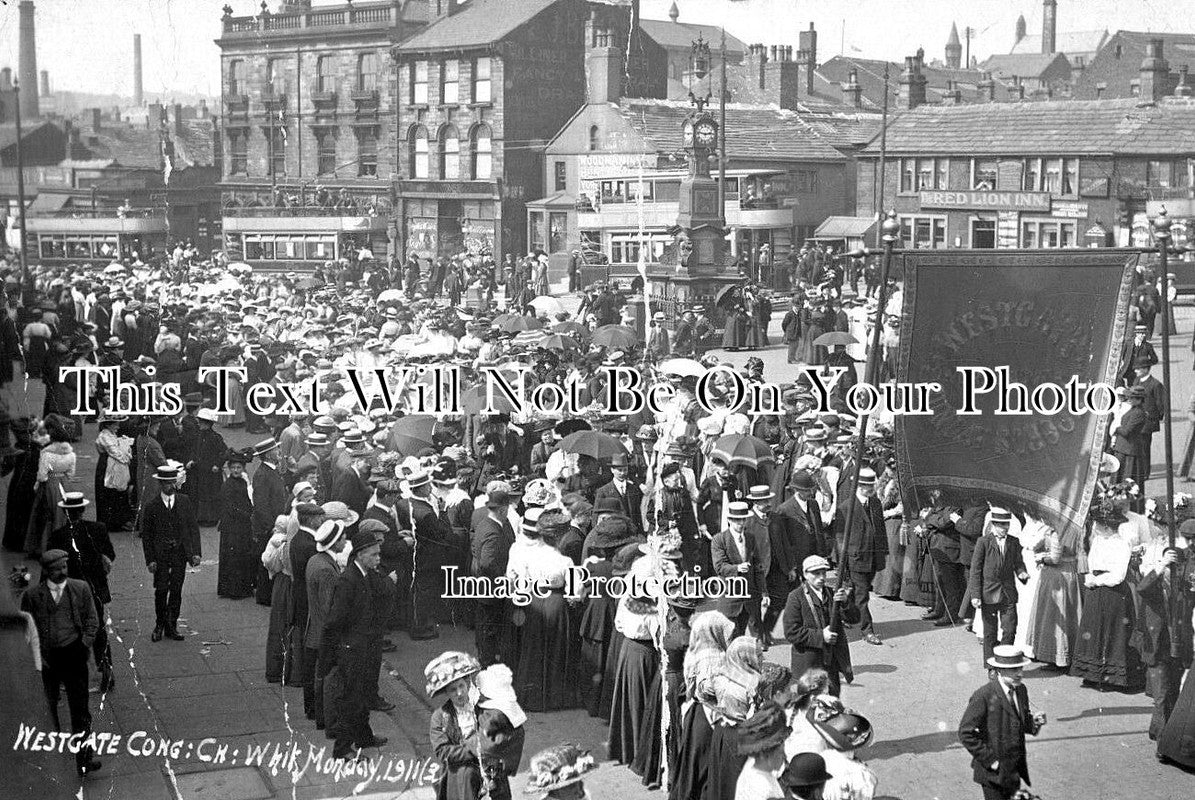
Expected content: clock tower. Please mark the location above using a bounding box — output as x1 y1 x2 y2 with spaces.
671 109 731 288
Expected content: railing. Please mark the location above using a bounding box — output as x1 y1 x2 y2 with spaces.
36 208 164 220
222 205 386 218
220 2 397 37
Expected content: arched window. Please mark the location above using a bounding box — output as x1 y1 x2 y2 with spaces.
228 59 244 95
472 124 492 180
440 125 460 180
357 52 378 92
317 56 335 93
588 125 600 151
410 125 429 179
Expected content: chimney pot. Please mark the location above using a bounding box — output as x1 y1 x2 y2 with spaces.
771 46 778 61
91 108 101 132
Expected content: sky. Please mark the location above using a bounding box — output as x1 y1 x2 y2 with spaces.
0 0 1184 98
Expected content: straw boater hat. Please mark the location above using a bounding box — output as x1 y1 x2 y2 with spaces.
424 651 482 697
523 744 599 795
58 491 89 510
253 438 279 457
314 519 347 553
197 408 220 424
727 501 751 519
987 644 1031 670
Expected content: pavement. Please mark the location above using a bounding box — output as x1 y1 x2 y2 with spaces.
2 293 1195 800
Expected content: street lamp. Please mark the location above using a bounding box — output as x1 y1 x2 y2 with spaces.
688 34 711 112
1151 208 1177 553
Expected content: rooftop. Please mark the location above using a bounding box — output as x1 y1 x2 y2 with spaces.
1010 29 1109 56
981 52 1070 80
395 0 556 53
616 99 848 161
861 97 1195 156
639 18 747 55
75 119 217 170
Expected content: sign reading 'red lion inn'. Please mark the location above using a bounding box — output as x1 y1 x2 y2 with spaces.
919 190 1052 212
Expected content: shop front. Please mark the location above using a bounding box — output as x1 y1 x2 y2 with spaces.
901 189 1107 250
397 181 500 261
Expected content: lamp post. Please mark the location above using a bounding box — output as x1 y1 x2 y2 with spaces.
688 33 711 112
830 211 901 629
1151 209 1177 553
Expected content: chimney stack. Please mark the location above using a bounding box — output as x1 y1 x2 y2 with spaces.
113 106 121 123
39 69 48 96
1140 38 1170 102
0 68 11 91
173 103 184 135
18 1 39 119
585 44 624 104
842 68 862 107
133 34 144 107
899 55 927 110
798 23 817 96
1042 0 1057 55
199 98 209 118
1175 65 1192 98
90 108 101 133
978 71 997 102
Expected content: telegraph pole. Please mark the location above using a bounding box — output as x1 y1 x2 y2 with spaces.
13 79 29 284
718 28 727 214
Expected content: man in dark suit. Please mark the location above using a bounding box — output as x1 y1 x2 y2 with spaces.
711 501 768 635
48 492 116 691
528 424 559 479
140 465 202 642
743 485 775 640
1121 323 1158 386
782 297 802 364
1132 358 1166 483
471 482 517 666
783 554 858 696
968 508 1029 664
958 646 1045 799
304 518 347 729
766 471 826 638
593 452 644 535
395 470 452 641
362 478 412 629
833 468 887 645
323 530 388 759
251 438 289 604
923 501 966 627
330 446 372 517
22 549 103 774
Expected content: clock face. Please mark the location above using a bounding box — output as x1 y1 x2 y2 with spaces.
695 121 717 146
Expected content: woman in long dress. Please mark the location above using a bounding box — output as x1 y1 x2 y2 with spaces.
94 416 134 532
607 546 663 765
576 538 621 718
190 410 228 526
217 452 255 599
24 415 76 558
670 611 734 800
1025 523 1084 668
704 636 763 800
2 420 38 552
507 510 578 712
1071 495 1144 690
871 465 904 599
426 651 484 800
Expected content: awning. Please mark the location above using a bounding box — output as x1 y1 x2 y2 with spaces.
525 192 578 210
811 216 878 240
28 193 70 214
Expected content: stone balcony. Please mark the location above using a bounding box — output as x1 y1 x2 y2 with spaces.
219 1 403 42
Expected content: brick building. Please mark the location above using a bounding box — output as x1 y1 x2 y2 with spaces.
216 0 422 268
1071 32 1195 100
854 95 1195 254
391 0 665 261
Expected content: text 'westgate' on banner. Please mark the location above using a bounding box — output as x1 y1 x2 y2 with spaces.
894 250 1137 537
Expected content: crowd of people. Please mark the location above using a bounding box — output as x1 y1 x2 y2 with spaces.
0 246 1192 799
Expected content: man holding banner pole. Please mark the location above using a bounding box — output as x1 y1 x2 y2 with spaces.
827 212 902 645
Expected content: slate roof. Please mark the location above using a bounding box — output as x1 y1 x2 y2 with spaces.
395 0 557 52
817 56 987 107
616 99 847 161
981 52 1069 80
860 97 1195 156
1010 30 1109 56
79 119 216 170
639 19 746 55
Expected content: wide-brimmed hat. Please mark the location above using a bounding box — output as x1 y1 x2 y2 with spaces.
523 744 598 795
988 507 1012 525
737 700 791 755
227 449 253 465
809 702 874 751
476 663 528 728
424 651 482 697
321 501 360 526
406 470 431 489
594 496 624 516
103 336 124 349
57 492 89 510
612 542 643 575
987 644 1031 670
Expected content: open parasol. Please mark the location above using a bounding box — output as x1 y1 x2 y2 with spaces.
559 429 627 460
462 383 522 415
659 358 707 378
552 320 590 341
813 331 859 348
528 296 564 317
710 433 775 469
538 334 581 352
377 289 404 302
592 324 637 350
500 315 543 333
386 415 437 455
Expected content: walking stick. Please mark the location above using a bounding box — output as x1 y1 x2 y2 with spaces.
830 213 901 630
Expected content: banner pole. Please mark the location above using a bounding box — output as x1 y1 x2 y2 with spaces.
831 211 901 626
1151 210 1177 552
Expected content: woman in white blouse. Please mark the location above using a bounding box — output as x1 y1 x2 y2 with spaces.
24 415 77 557
507 509 578 712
